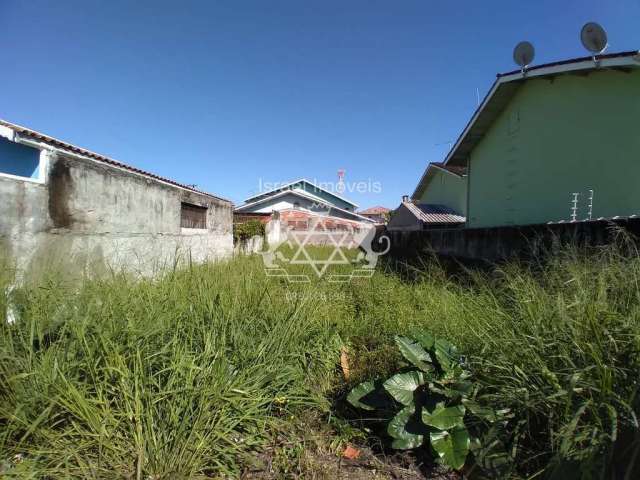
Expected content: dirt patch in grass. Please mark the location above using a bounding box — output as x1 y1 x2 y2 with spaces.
238 415 460 480
240 443 459 479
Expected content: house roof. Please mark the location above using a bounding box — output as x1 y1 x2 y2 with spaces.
412 161 467 200
278 208 372 228
444 50 640 167
431 162 467 177
359 206 390 215
411 50 640 199
235 188 375 223
0 119 230 203
404 202 465 224
244 178 359 208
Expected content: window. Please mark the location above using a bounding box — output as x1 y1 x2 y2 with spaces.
0 136 42 181
180 202 207 229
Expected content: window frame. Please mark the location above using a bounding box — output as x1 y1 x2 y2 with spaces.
0 137 48 185
180 202 208 230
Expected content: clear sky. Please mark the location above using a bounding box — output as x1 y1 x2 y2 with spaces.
1 1 639 208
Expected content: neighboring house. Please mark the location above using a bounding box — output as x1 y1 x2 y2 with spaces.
389 162 467 231
358 206 390 224
412 163 467 217
387 197 465 231
412 50 640 229
234 179 374 225
0 119 233 275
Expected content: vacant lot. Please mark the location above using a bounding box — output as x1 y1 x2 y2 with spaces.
1 243 639 478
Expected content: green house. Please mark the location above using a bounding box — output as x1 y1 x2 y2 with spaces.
412 162 467 217
413 51 640 229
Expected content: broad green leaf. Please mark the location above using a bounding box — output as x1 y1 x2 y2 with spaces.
347 380 377 410
387 406 426 449
437 380 473 399
422 403 466 430
412 331 435 350
395 335 432 371
434 338 458 373
430 426 470 470
392 437 424 449
383 371 427 406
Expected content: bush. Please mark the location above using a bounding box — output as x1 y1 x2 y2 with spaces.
347 333 510 473
233 219 265 243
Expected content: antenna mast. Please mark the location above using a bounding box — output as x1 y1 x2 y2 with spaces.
336 169 346 194
570 192 580 222
587 189 594 220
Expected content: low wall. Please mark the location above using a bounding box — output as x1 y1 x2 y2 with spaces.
1 151 233 278
234 235 264 255
386 218 640 262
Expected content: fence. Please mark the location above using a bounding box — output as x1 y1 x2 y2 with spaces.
386 218 640 262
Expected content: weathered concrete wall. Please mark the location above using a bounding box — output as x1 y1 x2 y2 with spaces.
1 150 233 276
386 218 640 263
233 235 264 255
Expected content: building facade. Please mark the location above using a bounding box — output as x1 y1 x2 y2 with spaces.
235 179 374 225
466 62 640 228
411 51 640 229
358 206 390 224
413 163 467 217
0 120 233 276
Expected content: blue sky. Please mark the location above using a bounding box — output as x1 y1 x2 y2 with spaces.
1 1 639 208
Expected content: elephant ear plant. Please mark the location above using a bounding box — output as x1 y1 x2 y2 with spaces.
347 332 507 472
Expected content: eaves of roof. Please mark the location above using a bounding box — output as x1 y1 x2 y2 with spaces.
405 202 466 224
411 51 640 199
0 119 231 203
236 188 375 223
443 50 640 167
411 161 467 200
243 178 359 208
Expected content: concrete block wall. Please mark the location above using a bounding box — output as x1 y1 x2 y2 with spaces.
386 218 640 263
0 149 233 277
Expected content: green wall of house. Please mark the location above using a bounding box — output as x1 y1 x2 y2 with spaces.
417 168 467 216
467 68 640 228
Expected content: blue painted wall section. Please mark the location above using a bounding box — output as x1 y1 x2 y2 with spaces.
0 137 40 179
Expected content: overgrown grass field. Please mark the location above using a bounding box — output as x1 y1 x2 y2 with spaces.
1 244 639 478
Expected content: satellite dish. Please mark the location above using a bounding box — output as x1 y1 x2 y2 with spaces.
581 22 608 54
513 41 535 68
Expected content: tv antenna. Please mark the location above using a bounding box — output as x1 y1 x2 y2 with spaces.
513 41 535 73
581 22 608 62
570 192 580 222
336 169 346 194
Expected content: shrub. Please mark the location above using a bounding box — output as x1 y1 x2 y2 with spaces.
347 332 511 474
233 219 265 243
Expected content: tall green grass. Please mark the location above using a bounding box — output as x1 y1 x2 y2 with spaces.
0 256 343 478
1 244 639 478
352 246 640 478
